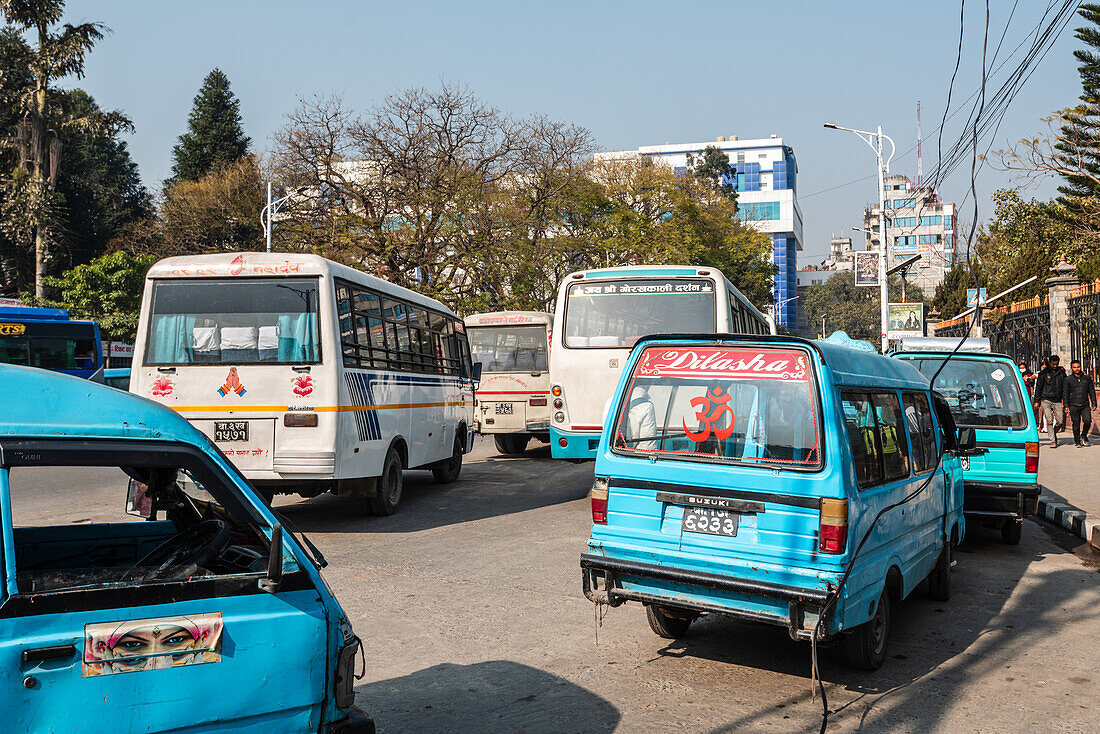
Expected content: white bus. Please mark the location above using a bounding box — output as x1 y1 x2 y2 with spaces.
465 311 552 455
131 253 476 514
549 265 774 460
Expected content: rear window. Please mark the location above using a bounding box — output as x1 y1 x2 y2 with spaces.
611 345 822 470
903 357 1028 429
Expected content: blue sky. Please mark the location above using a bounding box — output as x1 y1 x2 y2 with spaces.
62 0 1080 263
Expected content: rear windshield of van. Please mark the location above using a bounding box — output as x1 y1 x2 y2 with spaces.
904 357 1028 429
611 345 822 469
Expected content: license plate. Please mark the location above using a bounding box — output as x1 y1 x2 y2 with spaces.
214 421 249 442
495 403 514 415
681 507 739 537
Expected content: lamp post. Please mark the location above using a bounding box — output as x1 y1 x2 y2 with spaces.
770 295 799 329
261 183 308 253
826 122 895 352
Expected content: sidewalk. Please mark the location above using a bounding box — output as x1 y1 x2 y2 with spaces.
1036 437 1100 549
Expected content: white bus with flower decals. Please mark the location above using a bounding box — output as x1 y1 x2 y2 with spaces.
131 253 476 514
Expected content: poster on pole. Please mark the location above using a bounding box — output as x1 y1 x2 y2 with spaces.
966 288 987 307
854 251 880 287
887 303 925 339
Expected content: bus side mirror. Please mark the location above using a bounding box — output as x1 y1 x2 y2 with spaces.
471 361 483 383
259 523 283 594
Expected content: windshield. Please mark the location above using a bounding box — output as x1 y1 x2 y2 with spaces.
564 278 715 348
612 345 822 469
905 357 1028 429
468 325 548 372
145 278 321 365
0 321 99 371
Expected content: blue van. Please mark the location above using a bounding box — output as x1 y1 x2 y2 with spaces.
892 338 1040 545
0 365 373 733
581 334 969 669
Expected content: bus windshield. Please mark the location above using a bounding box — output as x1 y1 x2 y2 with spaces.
0 321 99 372
468 326 548 372
905 357 1028 429
564 279 715 348
145 278 321 365
612 345 822 469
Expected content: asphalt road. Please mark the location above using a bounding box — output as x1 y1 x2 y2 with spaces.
12 436 1100 733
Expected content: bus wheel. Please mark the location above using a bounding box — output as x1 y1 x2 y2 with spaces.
432 437 463 484
369 447 404 516
843 588 890 670
494 434 530 455
1001 518 1023 545
645 604 693 638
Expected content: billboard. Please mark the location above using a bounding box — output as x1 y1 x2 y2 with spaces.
854 251 880 287
887 303 925 339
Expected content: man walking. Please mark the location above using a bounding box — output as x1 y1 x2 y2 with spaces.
1034 354 1067 448
1064 360 1097 447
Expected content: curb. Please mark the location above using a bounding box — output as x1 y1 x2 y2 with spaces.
1037 490 1100 549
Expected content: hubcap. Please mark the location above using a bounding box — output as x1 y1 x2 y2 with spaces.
872 598 887 653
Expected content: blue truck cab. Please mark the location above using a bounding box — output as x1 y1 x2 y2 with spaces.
892 338 1040 545
581 334 968 669
0 365 373 733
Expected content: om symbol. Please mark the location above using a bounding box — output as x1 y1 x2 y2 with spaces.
683 387 735 443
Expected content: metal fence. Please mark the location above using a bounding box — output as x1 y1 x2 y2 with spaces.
933 315 971 339
1069 280 1100 378
984 297 1050 372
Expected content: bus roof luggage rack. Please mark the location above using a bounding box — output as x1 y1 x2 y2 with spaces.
896 336 991 354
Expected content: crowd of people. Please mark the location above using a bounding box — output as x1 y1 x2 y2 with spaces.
1020 354 1097 448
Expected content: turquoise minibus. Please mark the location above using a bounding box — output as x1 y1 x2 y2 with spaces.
581 333 971 669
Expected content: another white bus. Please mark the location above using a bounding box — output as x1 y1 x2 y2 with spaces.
549 265 774 460
131 253 476 514
465 311 552 455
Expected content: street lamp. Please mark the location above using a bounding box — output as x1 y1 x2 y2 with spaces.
826 122 895 353
260 183 309 253
769 294 799 328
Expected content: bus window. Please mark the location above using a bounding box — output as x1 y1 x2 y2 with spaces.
564 279 716 348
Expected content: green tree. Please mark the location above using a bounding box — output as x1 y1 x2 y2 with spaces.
803 272 922 344
686 145 737 203
980 189 1076 296
930 260 986 323
0 0 110 297
168 68 250 185
25 250 155 342
1057 3 1100 206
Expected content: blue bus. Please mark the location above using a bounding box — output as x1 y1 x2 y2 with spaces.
0 306 104 381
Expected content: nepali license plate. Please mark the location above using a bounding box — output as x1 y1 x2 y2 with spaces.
681 507 740 537
495 403 514 415
214 421 249 442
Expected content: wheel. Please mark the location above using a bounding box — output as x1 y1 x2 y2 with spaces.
1001 518 1023 545
843 588 890 670
645 604 693 639
369 447 404 516
494 433 530 455
926 539 952 601
432 437 463 484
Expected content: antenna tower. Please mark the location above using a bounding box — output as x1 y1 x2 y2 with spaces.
916 100 923 187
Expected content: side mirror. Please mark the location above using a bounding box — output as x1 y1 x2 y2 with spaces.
471 361 483 383
956 427 977 454
126 479 154 519
259 523 283 594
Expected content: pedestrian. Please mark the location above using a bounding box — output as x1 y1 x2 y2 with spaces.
1019 362 1036 397
1063 359 1097 447
1036 358 1049 431
1033 354 1067 448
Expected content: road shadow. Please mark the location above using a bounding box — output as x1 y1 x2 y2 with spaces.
271 440 594 534
359 660 619 734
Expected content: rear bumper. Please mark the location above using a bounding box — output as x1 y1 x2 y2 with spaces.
549 426 600 460
580 552 835 640
963 480 1040 519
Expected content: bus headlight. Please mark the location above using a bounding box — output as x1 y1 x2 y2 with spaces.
554 411 565 423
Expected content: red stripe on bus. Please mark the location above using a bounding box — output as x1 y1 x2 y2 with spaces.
476 390 551 395
571 425 603 431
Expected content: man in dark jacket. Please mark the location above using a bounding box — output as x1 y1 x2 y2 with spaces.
1064 360 1097 447
1034 354 1067 448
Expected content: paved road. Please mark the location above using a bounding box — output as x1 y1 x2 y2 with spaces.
13 437 1100 733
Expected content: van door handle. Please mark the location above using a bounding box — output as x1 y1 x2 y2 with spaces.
157 367 176 374
22 644 76 664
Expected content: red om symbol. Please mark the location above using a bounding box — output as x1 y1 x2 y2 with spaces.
683 387 735 443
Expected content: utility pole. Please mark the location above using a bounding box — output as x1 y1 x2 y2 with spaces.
265 182 273 253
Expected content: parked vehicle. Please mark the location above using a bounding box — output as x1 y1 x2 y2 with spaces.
893 337 1040 544
0 364 373 733
465 311 552 454
581 333 971 669
549 265 774 461
130 253 477 514
0 305 103 381
103 367 131 389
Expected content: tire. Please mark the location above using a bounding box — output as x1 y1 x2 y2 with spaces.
926 539 952 601
1001 518 1023 545
368 446 404 516
432 437 463 484
843 588 890 670
494 433 530 455
645 604 693 639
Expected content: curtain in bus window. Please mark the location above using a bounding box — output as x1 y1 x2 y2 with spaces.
150 314 197 364
277 313 318 363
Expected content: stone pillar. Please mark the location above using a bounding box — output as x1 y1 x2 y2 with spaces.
925 311 942 337
1046 261 1080 361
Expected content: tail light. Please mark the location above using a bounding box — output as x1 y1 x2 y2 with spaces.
819 498 848 554
530 397 547 406
1025 441 1039 473
553 398 563 409
591 477 609 524
551 385 562 397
